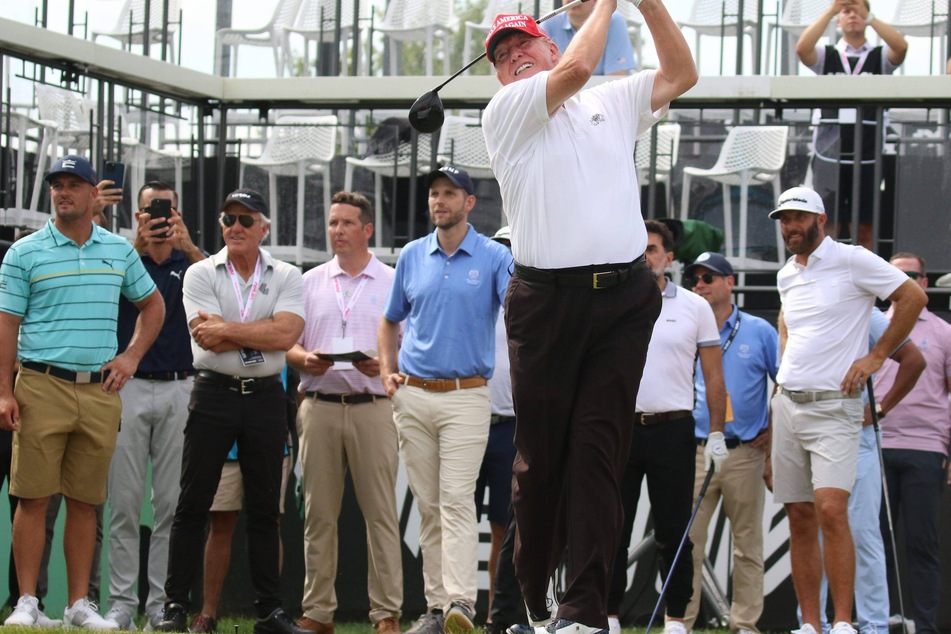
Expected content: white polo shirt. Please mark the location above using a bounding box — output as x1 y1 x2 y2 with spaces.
636 282 720 413
777 236 906 391
483 70 666 269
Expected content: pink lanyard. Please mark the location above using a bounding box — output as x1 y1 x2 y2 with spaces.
333 274 368 338
226 256 262 323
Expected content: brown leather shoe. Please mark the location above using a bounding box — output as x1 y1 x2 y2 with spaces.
296 616 334 634
375 617 401 634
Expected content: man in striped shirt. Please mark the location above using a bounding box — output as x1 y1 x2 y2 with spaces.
0 154 165 629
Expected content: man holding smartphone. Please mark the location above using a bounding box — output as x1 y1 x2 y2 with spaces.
103 182 206 630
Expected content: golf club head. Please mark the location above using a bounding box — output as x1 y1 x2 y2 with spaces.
409 90 445 133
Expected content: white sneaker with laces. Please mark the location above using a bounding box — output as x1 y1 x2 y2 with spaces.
793 625 819 634
545 619 605 634
607 617 621 634
663 621 687 634
830 622 857 634
64 598 121 630
4 594 40 626
104 606 137 630
37 609 64 628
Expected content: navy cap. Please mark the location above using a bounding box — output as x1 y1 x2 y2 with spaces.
425 165 476 196
684 252 734 278
218 188 269 218
45 155 98 187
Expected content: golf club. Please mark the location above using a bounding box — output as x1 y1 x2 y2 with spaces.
867 379 911 634
644 465 715 634
408 0 592 133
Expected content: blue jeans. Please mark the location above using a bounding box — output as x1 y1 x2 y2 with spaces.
881 448 944 634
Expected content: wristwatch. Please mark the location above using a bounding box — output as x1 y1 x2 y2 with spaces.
875 403 886 418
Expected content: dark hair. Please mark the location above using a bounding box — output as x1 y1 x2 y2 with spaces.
15 228 37 241
138 181 178 209
645 219 674 252
331 191 374 226
891 251 926 275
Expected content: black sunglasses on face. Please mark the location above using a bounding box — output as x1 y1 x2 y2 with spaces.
220 213 256 228
686 273 722 286
905 271 922 280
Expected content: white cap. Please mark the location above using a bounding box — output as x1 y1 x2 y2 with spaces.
491 226 511 242
769 186 825 219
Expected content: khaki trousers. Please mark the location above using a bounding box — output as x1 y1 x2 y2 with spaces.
298 396 403 624
684 443 766 632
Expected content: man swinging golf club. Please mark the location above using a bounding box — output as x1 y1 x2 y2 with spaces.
480 2 697 634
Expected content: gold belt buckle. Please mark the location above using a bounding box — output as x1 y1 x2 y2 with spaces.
240 378 254 395
592 271 611 289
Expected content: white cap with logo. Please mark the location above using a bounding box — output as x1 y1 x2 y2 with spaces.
769 186 825 219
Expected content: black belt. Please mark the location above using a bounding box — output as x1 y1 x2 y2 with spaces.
134 370 192 381
305 392 382 405
21 361 104 384
697 437 749 449
634 410 692 425
197 370 281 395
513 256 648 290
490 414 516 425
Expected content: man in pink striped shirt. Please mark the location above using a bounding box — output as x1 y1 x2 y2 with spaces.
286 191 402 634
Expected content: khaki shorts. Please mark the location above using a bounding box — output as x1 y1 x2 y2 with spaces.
210 453 292 514
10 367 121 505
771 391 863 504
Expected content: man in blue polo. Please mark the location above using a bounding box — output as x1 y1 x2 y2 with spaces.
681 252 778 633
378 166 511 634
0 154 165 629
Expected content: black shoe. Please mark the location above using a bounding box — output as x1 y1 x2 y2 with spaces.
155 603 188 633
254 608 313 634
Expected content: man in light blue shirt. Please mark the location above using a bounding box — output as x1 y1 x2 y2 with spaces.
378 166 511 634
682 252 778 633
542 0 636 76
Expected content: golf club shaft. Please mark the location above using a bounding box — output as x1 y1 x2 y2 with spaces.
432 0 592 93
867 379 910 634
645 465 716 634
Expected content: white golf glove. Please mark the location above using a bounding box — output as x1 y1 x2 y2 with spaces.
625 0 644 8
704 431 729 473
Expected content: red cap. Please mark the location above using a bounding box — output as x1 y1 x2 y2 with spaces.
485 13 547 64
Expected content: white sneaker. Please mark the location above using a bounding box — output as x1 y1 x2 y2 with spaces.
545 620 605 634
830 623 856 634
37 610 64 628
607 617 621 634
64 599 121 630
104 606 138 630
4 594 40 626
794 626 819 634
663 622 687 634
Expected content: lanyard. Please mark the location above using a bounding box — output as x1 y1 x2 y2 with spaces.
226 256 262 324
333 274 369 338
721 310 742 355
837 47 871 76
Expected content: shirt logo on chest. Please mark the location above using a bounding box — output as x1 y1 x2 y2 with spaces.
589 113 606 126
466 270 481 286
170 270 183 281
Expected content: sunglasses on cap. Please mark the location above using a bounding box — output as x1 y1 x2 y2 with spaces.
220 212 257 228
686 273 723 286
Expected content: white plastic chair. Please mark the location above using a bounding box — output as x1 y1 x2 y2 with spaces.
635 123 681 210
214 0 303 77
436 115 493 180
239 114 339 265
283 0 373 75
678 0 760 74
376 0 453 76
764 0 836 74
462 0 529 72
344 129 433 247
890 0 948 74
680 125 789 269
0 106 52 228
91 0 180 62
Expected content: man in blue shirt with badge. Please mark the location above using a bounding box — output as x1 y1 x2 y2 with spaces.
542 0 637 76
378 166 511 634
681 252 778 634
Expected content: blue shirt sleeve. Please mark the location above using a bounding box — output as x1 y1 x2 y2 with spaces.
602 13 637 75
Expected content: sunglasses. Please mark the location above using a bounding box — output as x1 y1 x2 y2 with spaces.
686 273 723 286
904 271 922 280
220 213 257 228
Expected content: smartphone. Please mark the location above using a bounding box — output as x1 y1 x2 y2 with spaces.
101 161 125 191
149 198 172 235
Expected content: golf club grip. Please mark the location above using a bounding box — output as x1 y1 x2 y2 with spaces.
867 377 881 432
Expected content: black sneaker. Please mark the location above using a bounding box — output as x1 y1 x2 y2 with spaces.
407 610 445 634
444 602 475 634
254 608 313 634
155 604 188 633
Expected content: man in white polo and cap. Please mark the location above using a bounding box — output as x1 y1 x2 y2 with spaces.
769 186 926 634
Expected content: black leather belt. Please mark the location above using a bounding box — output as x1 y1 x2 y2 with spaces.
697 437 748 449
134 370 192 381
490 414 516 425
197 370 281 395
514 256 648 290
21 361 104 384
305 392 382 405
634 410 692 425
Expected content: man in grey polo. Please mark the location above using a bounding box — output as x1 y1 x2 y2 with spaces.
770 186 926 634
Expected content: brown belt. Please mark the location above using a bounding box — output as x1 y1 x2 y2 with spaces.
634 410 692 425
402 375 488 392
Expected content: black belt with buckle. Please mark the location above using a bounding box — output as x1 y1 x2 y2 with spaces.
634 410 692 425
197 370 281 395
697 437 747 449
134 370 192 381
490 414 516 425
306 392 381 405
514 256 648 290
21 361 105 384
